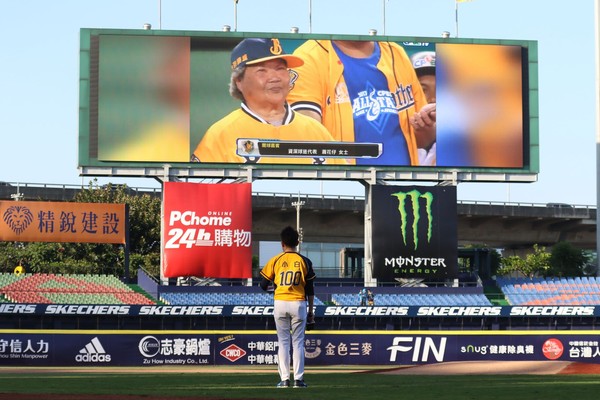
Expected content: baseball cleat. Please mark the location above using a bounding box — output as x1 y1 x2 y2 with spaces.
276 380 290 388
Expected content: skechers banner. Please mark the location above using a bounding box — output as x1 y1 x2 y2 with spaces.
161 182 252 278
2 304 600 317
371 185 457 280
2 331 600 366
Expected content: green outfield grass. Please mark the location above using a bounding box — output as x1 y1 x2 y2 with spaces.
1 369 599 399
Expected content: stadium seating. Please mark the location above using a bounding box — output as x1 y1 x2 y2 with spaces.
160 292 326 306
0 273 155 305
160 290 505 307
496 276 600 305
331 292 492 306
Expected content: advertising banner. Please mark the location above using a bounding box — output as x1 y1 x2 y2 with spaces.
3 304 599 318
1 331 599 367
371 185 458 280
0 201 126 244
162 182 252 278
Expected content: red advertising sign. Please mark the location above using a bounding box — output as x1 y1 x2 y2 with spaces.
0 201 126 244
220 344 247 363
162 182 252 278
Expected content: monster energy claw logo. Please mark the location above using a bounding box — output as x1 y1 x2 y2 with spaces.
392 190 433 250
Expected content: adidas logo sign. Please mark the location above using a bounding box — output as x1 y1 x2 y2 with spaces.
75 337 112 363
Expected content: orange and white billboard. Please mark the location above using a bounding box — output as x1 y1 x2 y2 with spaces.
0 201 126 244
162 182 252 278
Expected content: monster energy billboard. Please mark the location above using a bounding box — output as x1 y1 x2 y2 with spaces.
371 185 458 281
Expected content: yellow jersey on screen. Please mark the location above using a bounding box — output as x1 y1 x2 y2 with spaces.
288 40 429 165
192 104 345 165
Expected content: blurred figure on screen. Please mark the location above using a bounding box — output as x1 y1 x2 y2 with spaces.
411 51 437 166
191 38 343 165
435 44 523 167
98 36 191 162
287 40 435 166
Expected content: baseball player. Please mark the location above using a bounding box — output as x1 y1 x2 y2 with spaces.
260 226 316 388
287 39 435 166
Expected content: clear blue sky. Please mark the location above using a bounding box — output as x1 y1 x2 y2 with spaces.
0 0 597 205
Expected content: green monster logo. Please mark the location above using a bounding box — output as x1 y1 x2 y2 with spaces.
391 189 433 250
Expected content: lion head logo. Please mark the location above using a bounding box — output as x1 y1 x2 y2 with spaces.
3 205 34 235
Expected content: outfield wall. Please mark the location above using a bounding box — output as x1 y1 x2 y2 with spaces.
2 304 600 331
0 330 598 366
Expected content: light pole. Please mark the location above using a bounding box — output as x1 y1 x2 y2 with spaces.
291 193 305 252
234 0 239 31
594 0 600 276
308 0 312 33
382 0 386 35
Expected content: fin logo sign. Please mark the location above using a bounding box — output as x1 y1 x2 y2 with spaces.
391 189 433 250
387 336 447 363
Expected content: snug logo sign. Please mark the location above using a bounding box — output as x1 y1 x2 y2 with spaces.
391 189 433 250
220 344 246 362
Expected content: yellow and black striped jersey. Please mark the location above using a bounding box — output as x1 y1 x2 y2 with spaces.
192 103 346 165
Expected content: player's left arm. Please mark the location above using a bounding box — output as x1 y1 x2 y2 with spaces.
304 256 316 327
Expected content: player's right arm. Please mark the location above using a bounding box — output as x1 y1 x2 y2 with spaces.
259 254 280 292
259 275 272 292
